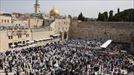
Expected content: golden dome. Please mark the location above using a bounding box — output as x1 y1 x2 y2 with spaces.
50 8 60 16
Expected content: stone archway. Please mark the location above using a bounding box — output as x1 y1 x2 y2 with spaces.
60 32 62 40
60 32 68 42
64 32 67 40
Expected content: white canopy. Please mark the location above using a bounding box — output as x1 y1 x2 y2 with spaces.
100 40 112 48
18 43 23 45
43 37 51 40
53 34 60 36
11 44 16 47
27 41 34 44
34 37 51 41
34 39 43 41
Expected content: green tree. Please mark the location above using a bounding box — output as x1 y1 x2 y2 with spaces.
97 9 134 22
97 12 107 21
103 11 108 21
97 12 108 21
112 9 134 22
100 14 105 21
78 12 85 21
117 8 120 14
108 10 114 21
97 12 101 21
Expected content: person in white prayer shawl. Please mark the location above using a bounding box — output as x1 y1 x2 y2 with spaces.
0 39 133 75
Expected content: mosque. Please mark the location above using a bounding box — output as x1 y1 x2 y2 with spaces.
0 0 70 51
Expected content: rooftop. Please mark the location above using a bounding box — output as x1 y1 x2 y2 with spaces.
0 24 29 31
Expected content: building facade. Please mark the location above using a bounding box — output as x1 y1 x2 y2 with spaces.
0 25 31 51
0 16 70 51
0 0 72 51
28 18 43 28
0 15 12 25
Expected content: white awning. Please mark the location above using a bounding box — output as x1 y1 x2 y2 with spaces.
11 44 16 47
37 39 43 41
100 40 112 48
34 39 41 41
18 43 23 45
34 37 51 41
27 41 34 44
43 37 51 40
53 34 60 36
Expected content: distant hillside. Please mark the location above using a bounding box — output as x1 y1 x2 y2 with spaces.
112 9 134 22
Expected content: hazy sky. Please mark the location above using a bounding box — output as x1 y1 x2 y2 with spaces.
0 0 134 18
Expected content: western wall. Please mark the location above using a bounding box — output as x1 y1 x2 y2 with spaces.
69 21 134 43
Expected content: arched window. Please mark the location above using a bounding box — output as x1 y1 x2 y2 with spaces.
7 19 9 23
1 19 3 23
64 32 67 39
5 19 6 23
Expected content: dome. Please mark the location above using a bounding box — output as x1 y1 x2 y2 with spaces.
50 8 60 16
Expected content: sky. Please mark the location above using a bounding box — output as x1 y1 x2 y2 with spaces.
0 0 134 18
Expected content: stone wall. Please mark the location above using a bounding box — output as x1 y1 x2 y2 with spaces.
69 21 134 43
28 18 43 28
32 29 54 41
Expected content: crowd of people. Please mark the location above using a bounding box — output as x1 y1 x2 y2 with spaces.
0 39 133 75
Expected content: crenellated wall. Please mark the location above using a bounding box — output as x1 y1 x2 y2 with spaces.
69 21 134 43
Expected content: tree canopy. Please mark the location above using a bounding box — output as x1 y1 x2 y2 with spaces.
97 8 134 22
78 12 87 21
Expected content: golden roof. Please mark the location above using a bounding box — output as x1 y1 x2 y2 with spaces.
50 8 60 16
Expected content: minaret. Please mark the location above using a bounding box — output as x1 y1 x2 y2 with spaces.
34 0 40 14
